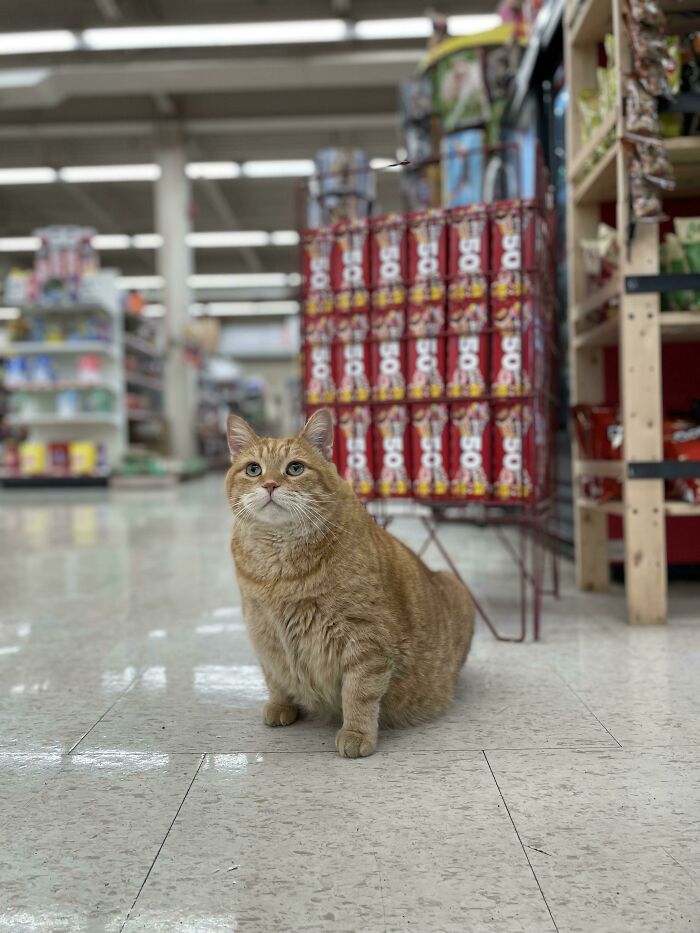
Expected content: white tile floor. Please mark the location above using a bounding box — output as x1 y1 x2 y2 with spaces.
1 476 699 932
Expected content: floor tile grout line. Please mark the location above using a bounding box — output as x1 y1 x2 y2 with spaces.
66 671 144 755
550 670 624 748
119 753 205 932
482 750 560 933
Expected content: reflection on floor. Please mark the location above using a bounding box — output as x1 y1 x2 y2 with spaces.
1 476 699 932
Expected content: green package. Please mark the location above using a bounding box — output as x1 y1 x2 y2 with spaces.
665 233 695 310
674 218 700 307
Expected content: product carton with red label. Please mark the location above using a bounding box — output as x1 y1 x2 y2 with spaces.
370 214 407 312
304 343 335 405
490 200 537 273
447 275 488 334
301 227 333 298
336 405 375 498
370 308 406 401
374 404 411 497
407 209 447 284
490 273 534 398
407 301 445 337
664 419 700 503
449 402 491 498
409 403 450 498
447 204 489 277
447 331 489 398
492 402 534 501
331 218 371 313
407 336 445 399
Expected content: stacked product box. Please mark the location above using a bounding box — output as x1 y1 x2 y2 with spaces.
302 197 554 504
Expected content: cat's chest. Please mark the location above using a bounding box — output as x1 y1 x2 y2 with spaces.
261 599 344 707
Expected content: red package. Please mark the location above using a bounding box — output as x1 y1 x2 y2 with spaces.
580 477 623 503
333 342 371 403
449 402 491 499
370 339 406 401
407 336 445 399
301 227 333 297
331 218 371 313
447 332 489 398
304 343 335 405
49 442 70 475
303 313 334 346
410 403 450 498
491 330 532 398
664 420 700 503
336 405 374 498
493 402 534 502
370 214 407 311
407 300 445 337
571 405 623 460
447 204 489 277
374 404 411 497
447 275 488 334
490 200 537 273
407 209 447 284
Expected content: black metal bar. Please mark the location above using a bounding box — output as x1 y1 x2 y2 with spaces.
625 274 700 294
628 460 700 480
658 92 700 114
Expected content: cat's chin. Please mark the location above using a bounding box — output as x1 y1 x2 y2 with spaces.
253 501 294 526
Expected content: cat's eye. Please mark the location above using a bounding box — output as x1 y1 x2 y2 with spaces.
245 462 262 477
286 461 305 477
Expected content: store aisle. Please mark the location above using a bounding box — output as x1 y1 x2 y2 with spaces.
1 477 699 933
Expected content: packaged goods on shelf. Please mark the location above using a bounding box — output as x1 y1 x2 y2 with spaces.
10 439 105 478
664 421 700 503
301 184 556 505
433 47 491 132
308 149 374 227
441 130 486 208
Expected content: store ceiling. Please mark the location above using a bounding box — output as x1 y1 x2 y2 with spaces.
0 0 497 283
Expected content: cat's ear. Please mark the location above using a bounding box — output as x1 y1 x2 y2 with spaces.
227 414 258 461
301 409 333 461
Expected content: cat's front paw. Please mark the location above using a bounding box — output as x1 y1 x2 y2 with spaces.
336 727 377 758
263 702 299 727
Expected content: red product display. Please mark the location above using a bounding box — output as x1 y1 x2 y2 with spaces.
370 339 406 401
447 205 489 277
493 402 534 501
449 402 491 499
331 218 371 313
370 214 407 311
336 405 374 498
304 343 335 405
49 442 70 474
407 336 445 399
490 200 537 273
407 209 447 284
491 272 534 398
571 405 623 460
410 403 450 498
447 332 488 399
374 404 411 497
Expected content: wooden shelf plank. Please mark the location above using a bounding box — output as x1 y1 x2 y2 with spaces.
574 317 617 348
578 498 700 517
574 310 700 348
577 497 624 515
568 0 614 44
573 143 617 205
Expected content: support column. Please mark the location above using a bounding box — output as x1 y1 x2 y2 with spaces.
155 122 197 460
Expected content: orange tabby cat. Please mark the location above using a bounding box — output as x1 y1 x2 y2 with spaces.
225 408 475 758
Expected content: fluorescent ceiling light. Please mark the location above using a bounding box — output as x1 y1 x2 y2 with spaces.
269 230 300 246
132 233 163 249
187 231 270 248
0 167 57 185
189 273 294 289
0 236 41 251
0 31 78 55
59 163 161 183
191 301 299 317
353 18 431 40
82 19 347 50
92 234 131 250
370 157 402 172
118 275 165 290
241 159 315 178
186 161 240 180
449 14 502 34
0 307 21 320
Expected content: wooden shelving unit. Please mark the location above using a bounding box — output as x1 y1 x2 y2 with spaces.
565 0 700 623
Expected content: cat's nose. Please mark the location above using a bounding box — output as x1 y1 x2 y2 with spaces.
262 481 279 495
